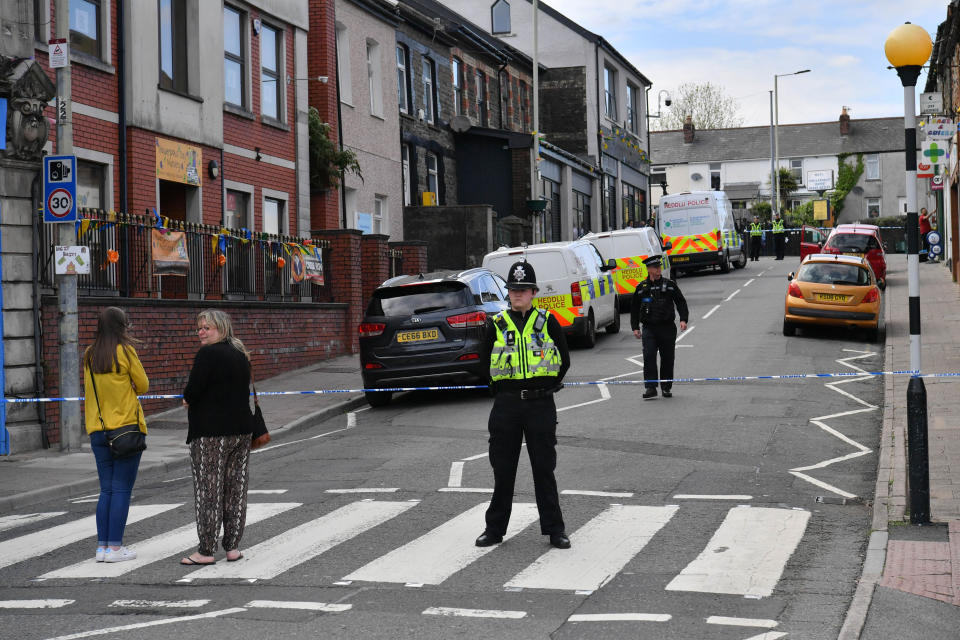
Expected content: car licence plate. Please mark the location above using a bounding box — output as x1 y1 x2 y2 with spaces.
843 252 863 257
671 255 690 263
396 328 440 343
815 293 851 302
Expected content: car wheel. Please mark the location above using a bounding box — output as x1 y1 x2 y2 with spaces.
720 251 731 273
581 312 597 348
735 249 747 269
782 320 796 337
606 300 621 334
365 390 392 408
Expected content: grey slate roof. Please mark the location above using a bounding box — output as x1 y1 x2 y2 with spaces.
651 117 906 165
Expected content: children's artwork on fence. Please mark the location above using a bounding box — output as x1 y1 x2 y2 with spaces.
151 229 190 276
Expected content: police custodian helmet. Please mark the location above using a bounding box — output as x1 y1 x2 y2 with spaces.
505 261 538 290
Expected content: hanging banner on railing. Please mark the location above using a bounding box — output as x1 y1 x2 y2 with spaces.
304 247 324 285
290 247 305 283
151 229 190 276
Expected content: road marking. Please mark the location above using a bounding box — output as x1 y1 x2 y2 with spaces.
557 382 609 412
346 503 538 585
702 304 721 319
706 615 778 628
347 412 357 428
676 325 695 342
725 289 741 301
423 606 526 619
741 633 787 640
163 475 191 483
253 425 352 454
448 461 464 487
673 495 753 501
505 505 678 591
245 600 351 612
324 488 399 494
0 512 66 533
0 504 180 572
666 506 810 597
110 600 209 609
248 490 288 494
187 500 416 580
437 487 493 493
0 599 74 608
567 613 671 622
561 490 634 498
42 608 247 640
743 278 756 287
42 503 298 578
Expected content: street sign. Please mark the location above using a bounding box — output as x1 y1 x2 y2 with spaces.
923 117 954 138
807 170 834 191
48 38 68 69
43 155 78 223
920 92 943 114
813 199 830 221
932 174 944 191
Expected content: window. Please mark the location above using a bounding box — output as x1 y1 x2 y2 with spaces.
710 163 721 190
651 168 666 193
401 145 412 206
605 174 616 231
336 22 351 104
622 183 641 227
452 57 464 116
499 70 510 129
367 39 382 117
573 191 591 238
34 0 47 43
426 152 439 200
260 23 281 120
159 0 188 93
491 0 510 35
76 161 105 209
866 198 881 218
225 189 249 228
70 0 101 58
519 81 528 131
373 195 386 234
422 58 436 124
541 178 561 241
223 6 245 108
604 65 617 119
396 45 410 113
475 70 487 126
865 154 880 180
790 158 803 184
263 197 282 234
626 83 638 132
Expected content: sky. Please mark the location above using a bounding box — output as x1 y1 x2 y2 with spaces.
544 0 949 128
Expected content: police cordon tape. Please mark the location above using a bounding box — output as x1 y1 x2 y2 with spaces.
5 369 960 403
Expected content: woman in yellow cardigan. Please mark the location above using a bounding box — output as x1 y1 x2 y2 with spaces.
83 307 149 563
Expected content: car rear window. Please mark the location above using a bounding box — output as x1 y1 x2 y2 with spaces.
825 233 879 252
368 282 471 316
487 253 568 279
798 263 870 286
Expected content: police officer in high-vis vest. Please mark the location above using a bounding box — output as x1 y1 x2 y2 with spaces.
477 260 572 550
749 215 763 261
631 255 689 400
772 215 786 260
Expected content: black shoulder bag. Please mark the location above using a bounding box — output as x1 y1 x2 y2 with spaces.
89 372 146 459
250 369 270 449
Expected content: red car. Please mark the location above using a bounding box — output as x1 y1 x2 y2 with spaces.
821 224 887 288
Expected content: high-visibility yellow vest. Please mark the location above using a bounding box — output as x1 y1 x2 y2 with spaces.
490 309 562 382
750 222 763 237
772 219 785 234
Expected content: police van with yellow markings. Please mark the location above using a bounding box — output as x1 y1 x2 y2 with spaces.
583 227 670 307
657 190 747 275
483 240 619 348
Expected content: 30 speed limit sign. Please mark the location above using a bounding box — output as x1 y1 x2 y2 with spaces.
43 155 78 223
47 188 74 218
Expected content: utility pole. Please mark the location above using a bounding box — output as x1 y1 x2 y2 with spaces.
769 91 776 212
55 0 80 451
530 0 540 243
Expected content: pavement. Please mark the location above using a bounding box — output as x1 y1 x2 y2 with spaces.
3 254 960 638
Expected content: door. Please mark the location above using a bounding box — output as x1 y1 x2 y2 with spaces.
800 225 823 260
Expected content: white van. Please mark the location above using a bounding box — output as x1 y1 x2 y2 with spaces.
482 240 619 348
657 190 747 274
583 227 669 306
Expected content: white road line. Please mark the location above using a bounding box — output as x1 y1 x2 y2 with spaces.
347 412 357 428
43 608 247 640
724 289 741 301
561 490 634 498
346 503 538 585
0 599 74 609
0 512 66 533
245 600 351 612
741 633 787 640
437 487 494 493
676 325 695 342
248 490 288 494
448 462 465 488
743 278 756 287
163 475 191 483
461 452 488 461
68 499 99 503
324 488 399 494
0 504 180 572
567 613 671 622
110 600 209 609
423 606 526 619
706 616 778 628
188 500 416 580
666 506 810 597
673 495 753 501
253 425 352 454
505 505 678 591
42 503 298 579
702 305 721 319
68 493 99 503
557 383 609 413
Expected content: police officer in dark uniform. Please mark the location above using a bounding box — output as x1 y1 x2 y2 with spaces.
630 255 689 400
476 260 572 550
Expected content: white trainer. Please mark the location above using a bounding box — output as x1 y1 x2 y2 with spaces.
104 546 137 563
96 547 106 562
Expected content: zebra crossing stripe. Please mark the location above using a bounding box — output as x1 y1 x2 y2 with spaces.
0 504 180 572
0 512 66 534
187 500 417 580
245 600 351 612
666 506 810 597
0 599 74 608
504 505 678 591
41 503 300 579
567 613 671 622
43 608 247 640
423 606 526 619
345 503 539 585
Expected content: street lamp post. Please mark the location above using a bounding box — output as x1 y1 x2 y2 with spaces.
885 21 933 525
773 70 810 217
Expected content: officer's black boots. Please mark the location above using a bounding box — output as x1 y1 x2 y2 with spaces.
661 390 673 398
550 533 571 549
643 388 657 400
475 532 503 547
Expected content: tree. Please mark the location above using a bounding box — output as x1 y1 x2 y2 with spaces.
308 107 362 191
650 82 744 131
771 167 799 214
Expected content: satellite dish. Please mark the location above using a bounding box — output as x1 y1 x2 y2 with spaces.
449 115 471 133
691 172 702 181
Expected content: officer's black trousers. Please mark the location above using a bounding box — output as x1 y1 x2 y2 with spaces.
485 394 564 536
750 236 761 261
642 322 677 392
774 234 785 260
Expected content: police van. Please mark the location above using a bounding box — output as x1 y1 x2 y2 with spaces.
583 227 669 307
482 240 619 348
657 190 747 274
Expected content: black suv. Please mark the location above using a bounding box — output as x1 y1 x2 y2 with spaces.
359 268 509 407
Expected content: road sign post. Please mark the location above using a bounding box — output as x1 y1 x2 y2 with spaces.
43 155 77 223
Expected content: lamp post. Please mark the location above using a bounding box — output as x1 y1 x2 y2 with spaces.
885 21 933 525
773 70 810 216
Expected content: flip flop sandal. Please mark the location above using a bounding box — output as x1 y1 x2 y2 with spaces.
226 553 244 562
180 556 216 566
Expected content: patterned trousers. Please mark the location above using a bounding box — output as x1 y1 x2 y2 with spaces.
189 434 251 556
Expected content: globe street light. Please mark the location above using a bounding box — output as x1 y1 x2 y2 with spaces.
885 21 933 525
773 70 810 217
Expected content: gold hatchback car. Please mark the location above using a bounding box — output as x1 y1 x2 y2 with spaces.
783 254 882 342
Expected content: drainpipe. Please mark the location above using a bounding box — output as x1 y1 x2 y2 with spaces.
334 27 347 229
117 0 129 295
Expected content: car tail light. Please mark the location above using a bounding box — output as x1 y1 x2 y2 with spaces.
358 322 386 337
457 353 480 361
821 244 840 254
447 311 487 328
571 282 582 307
363 363 384 369
862 287 879 303
788 281 803 298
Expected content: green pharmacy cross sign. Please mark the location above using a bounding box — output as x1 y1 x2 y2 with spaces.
924 142 947 163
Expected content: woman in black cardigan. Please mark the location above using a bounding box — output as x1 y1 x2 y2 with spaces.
180 309 253 565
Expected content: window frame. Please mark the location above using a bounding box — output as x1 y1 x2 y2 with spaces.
373 194 386 234
396 44 410 114
367 39 383 117
572 190 592 238
261 189 289 235
401 144 412 206
866 197 881 218
452 57 464 116
519 80 528 131
865 153 880 180
70 0 102 59
76 159 107 210
223 5 247 109
790 158 803 184
709 163 721 191
158 0 189 94
604 65 617 120
422 57 436 124
499 69 511 129
259 21 283 122
626 83 638 133
475 69 487 126
426 152 439 198
491 0 511 35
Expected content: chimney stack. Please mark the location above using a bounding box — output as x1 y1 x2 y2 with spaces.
839 107 851 136
682 115 695 144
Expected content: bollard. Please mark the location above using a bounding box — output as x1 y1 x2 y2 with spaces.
907 376 929 524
